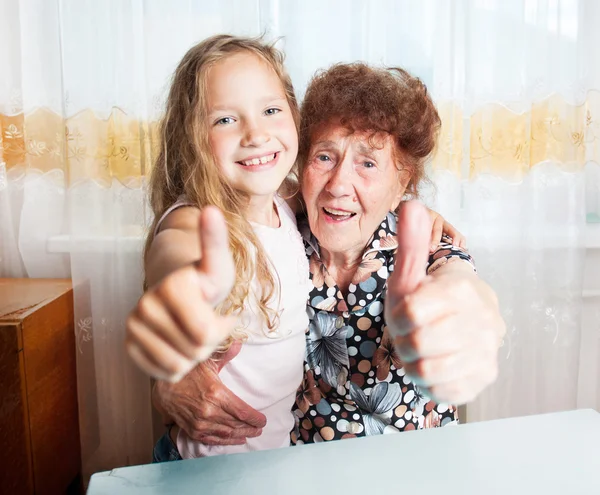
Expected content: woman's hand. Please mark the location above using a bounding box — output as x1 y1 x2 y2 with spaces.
126 206 236 382
427 207 466 252
153 341 267 445
385 201 505 405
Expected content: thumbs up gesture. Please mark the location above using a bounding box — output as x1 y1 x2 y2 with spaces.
126 206 237 382
384 201 505 405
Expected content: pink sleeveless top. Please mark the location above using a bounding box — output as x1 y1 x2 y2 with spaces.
154 195 311 457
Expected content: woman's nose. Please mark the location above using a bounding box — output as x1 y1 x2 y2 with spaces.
325 160 353 198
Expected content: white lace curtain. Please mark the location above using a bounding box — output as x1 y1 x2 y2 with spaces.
1 0 599 480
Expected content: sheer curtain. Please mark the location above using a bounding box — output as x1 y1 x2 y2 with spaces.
1 0 598 479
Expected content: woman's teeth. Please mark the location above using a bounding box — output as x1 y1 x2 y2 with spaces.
323 207 355 220
239 153 276 166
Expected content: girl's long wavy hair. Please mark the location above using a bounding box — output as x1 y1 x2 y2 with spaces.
144 35 300 346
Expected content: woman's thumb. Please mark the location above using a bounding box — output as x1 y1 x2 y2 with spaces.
388 201 431 301
216 338 243 372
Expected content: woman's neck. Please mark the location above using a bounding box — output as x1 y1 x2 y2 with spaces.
244 193 279 227
320 247 364 295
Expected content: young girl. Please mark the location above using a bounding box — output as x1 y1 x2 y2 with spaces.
125 34 311 459
125 35 463 459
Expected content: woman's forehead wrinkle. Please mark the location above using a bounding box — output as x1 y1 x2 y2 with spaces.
310 126 391 158
355 142 380 157
312 139 338 149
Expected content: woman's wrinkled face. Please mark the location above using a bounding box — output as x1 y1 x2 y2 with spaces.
302 122 410 257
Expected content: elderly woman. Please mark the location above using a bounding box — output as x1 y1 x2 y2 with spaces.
290 63 503 441
145 62 505 451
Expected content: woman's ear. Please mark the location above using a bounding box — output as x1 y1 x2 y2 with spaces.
391 168 411 212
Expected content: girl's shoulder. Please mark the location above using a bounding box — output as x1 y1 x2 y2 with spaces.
154 195 198 236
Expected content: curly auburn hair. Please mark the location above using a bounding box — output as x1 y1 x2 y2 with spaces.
298 63 440 199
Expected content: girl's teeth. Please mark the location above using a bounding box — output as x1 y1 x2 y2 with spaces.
241 154 275 166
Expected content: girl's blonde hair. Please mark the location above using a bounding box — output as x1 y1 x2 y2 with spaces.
145 34 300 347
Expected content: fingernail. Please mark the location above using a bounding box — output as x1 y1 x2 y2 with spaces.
193 347 213 362
168 372 184 383
395 341 418 363
390 314 413 338
404 370 428 387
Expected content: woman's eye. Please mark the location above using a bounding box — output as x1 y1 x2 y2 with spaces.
215 117 235 125
363 161 375 169
265 108 281 116
316 154 331 163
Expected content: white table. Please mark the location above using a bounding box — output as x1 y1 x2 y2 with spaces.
87 409 600 494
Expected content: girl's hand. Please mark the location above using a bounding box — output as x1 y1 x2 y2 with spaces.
126 207 236 382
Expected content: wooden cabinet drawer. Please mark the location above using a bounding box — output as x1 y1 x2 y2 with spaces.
0 278 81 494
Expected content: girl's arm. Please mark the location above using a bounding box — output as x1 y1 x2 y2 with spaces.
145 207 202 287
126 206 236 382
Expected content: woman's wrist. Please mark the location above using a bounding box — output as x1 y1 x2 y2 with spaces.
152 379 176 425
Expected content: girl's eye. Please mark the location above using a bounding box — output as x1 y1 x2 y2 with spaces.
363 161 375 169
265 108 281 116
215 117 235 125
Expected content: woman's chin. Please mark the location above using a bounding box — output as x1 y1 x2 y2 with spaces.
316 227 359 254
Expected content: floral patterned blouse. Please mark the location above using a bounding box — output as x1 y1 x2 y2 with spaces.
291 211 475 444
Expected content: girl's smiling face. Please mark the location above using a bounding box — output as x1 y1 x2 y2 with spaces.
205 52 298 200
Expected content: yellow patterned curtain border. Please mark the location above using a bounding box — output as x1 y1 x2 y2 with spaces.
432 90 600 181
0 107 159 186
1 92 599 186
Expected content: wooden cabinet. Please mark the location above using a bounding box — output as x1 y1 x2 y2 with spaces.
0 279 81 494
